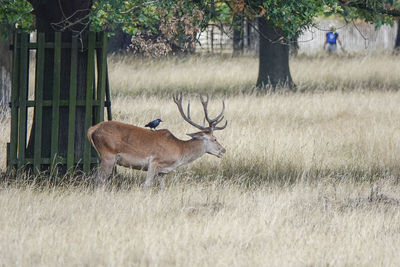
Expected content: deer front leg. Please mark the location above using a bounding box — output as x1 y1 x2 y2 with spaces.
143 160 159 188
96 154 116 186
156 173 167 190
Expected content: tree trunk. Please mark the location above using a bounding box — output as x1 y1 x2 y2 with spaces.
245 18 252 52
26 0 92 170
210 25 214 53
395 20 400 51
107 28 132 53
0 26 12 112
256 17 294 89
232 14 243 56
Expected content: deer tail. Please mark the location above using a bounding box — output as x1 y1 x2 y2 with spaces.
87 124 100 154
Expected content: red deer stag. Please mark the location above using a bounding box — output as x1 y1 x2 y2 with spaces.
87 93 227 186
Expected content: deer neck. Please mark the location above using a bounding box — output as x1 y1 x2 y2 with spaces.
180 139 206 164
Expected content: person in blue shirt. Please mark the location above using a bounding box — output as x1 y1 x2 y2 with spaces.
323 25 342 54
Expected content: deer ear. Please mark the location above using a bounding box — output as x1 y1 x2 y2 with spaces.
187 132 206 139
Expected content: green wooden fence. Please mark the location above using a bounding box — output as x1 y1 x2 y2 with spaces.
7 31 112 174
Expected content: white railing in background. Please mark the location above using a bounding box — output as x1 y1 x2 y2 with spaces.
196 19 398 54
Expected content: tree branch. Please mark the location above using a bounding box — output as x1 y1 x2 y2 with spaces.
340 0 400 17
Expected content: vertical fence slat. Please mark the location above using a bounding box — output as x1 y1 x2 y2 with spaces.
33 33 45 173
9 32 20 167
51 32 61 168
92 63 97 124
17 33 29 168
105 64 112 121
67 36 78 170
83 32 95 172
96 32 107 123
93 34 100 125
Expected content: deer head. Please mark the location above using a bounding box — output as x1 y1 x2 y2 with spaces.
173 93 227 158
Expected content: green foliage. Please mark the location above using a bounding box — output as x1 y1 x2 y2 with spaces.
0 0 34 33
0 0 400 39
218 0 400 39
337 0 397 28
90 1 161 34
213 2 232 22
220 0 339 38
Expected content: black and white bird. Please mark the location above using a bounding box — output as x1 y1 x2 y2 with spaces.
145 119 163 130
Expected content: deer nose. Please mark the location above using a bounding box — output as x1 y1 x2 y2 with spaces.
221 147 226 153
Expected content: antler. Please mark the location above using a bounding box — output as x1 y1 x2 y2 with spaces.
199 94 228 131
173 93 228 132
173 93 208 131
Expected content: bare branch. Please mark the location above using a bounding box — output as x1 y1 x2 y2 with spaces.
339 0 400 17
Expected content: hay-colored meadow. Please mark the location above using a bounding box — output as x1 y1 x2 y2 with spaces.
1 54 400 266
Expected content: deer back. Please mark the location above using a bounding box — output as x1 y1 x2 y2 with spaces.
88 121 185 160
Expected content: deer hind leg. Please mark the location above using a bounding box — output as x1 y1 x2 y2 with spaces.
96 154 116 186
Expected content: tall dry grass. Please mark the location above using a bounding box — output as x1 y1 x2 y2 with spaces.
1 54 400 266
1 180 400 266
108 53 400 96
108 91 400 183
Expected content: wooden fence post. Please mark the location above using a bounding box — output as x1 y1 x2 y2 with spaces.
83 32 96 173
67 36 78 171
17 33 29 169
50 32 61 168
9 33 20 167
33 33 45 173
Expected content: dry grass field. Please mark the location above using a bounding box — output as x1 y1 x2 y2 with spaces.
1 54 400 266
108 53 400 95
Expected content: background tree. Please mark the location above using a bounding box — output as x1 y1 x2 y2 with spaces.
395 20 400 50
107 28 132 53
0 0 33 111
0 26 12 112
384 0 400 50
232 13 244 56
92 1 212 57
130 4 204 56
